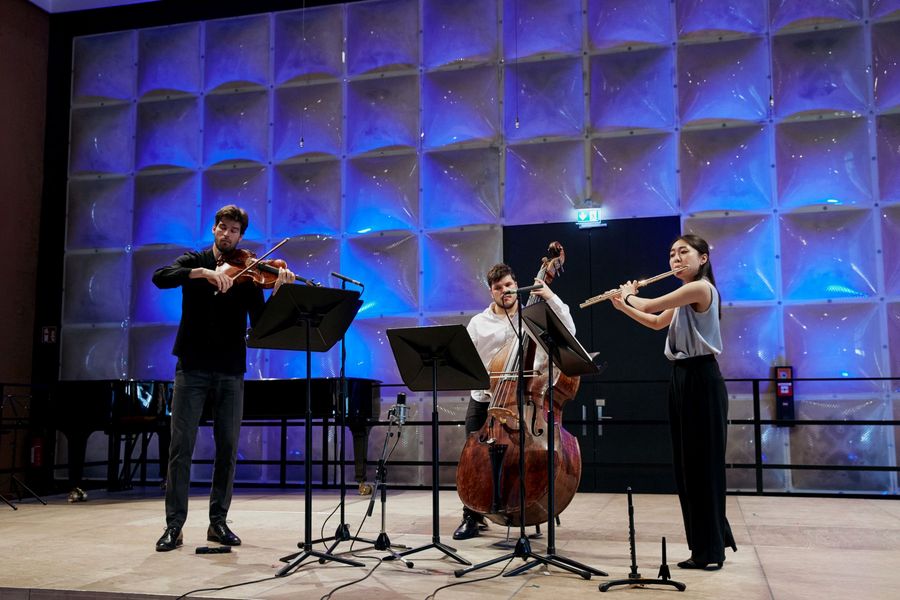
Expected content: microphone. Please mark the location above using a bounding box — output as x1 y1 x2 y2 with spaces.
330 271 364 288
502 283 544 296
393 392 408 426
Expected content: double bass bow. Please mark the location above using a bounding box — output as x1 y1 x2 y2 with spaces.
456 242 583 527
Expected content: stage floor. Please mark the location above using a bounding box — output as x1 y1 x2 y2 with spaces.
1 487 899 599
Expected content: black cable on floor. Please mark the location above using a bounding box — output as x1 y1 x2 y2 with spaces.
425 557 516 600
173 561 312 600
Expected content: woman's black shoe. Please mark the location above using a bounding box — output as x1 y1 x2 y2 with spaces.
677 558 722 570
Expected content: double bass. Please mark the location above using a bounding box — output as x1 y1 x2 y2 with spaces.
456 242 582 527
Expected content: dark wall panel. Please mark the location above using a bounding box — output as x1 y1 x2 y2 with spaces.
503 217 680 493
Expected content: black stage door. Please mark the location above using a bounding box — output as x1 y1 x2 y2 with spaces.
502 217 680 493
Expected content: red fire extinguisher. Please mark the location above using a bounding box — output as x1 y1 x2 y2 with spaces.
30 436 43 468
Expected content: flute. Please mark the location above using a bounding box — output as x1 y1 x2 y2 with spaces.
579 266 687 308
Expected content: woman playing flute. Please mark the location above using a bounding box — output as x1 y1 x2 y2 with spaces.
611 234 737 570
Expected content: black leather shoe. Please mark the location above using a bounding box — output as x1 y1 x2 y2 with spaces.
155 526 183 552
452 516 480 540
677 558 722 570
207 522 241 546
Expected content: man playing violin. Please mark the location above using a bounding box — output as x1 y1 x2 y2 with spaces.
152 204 296 552
453 263 575 540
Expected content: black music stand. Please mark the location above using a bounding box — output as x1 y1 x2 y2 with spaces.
247 284 365 575
385 325 490 565
503 300 607 577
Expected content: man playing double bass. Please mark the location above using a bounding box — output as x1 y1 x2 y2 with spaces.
453 263 576 540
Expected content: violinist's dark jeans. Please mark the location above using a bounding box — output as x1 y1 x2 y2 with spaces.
165 369 244 530
461 399 488 521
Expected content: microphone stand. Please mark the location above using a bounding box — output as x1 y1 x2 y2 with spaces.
370 405 413 567
312 276 376 557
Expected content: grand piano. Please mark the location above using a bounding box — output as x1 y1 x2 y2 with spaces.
48 377 378 490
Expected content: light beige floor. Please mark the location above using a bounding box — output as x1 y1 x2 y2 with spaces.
1 488 899 599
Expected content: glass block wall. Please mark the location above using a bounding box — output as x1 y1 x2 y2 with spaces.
62 0 900 493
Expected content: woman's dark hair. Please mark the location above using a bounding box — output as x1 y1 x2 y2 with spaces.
214 204 249 235
674 234 721 319
486 263 516 287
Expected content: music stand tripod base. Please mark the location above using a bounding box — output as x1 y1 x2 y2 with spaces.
387 325 491 566
248 284 366 575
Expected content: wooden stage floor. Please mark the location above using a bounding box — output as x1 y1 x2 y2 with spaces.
1 487 899 599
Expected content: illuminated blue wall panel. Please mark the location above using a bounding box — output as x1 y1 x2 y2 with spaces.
776 118 873 209
271 162 342 236
132 248 187 324
204 15 269 91
66 178 133 250
423 0 497 68
137 24 201 96
346 0 418 75
679 126 772 213
136 99 201 170
878 114 900 203
69 106 134 175
61 0 900 493
133 173 199 246
421 148 501 228
346 76 419 154
274 6 343 83
780 209 878 300
784 303 885 393
504 58 583 141
588 0 672 49
345 155 419 233
272 84 343 160
675 0 766 37
770 0 863 32
422 67 500 148
590 49 675 131
72 31 134 101
502 0 580 59
592 134 678 219
677 38 769 124
884 206 900 295
685 214 777 301
772 27 868 118
202 92 268 165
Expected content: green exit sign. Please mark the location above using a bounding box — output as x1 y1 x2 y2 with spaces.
575 207 604 228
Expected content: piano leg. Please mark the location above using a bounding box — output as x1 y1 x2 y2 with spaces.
349 420 370 494
64 430 90 501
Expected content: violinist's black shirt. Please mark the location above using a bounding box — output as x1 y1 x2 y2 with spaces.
152 249 265 374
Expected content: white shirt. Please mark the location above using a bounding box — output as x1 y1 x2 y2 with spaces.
466 294 576 403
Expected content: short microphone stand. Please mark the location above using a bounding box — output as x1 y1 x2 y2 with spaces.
370 407 413 568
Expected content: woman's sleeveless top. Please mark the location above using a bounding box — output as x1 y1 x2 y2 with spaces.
664 279 722 360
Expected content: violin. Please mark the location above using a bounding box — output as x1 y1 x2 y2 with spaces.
217 248 288 289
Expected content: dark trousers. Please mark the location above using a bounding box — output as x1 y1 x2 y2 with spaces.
669 354 735 564
461 399 488 520
165 369 244 529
